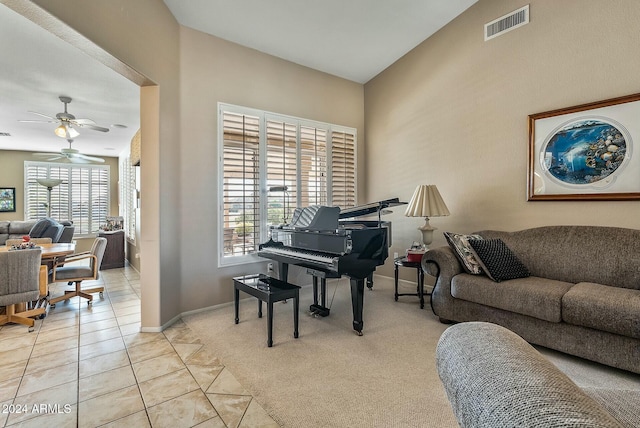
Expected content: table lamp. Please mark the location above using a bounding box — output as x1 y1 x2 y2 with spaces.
404 184 450 249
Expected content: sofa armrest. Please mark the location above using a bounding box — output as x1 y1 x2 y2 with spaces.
421 246 462 317
436 322 623 428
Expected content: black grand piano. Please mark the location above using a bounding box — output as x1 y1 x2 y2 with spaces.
258 198 405 335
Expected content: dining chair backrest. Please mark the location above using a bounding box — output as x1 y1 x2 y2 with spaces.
91 237 108 273
0 248 42 306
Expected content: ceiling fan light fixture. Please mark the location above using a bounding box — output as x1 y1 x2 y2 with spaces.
54 124 67 138
68 125 79 138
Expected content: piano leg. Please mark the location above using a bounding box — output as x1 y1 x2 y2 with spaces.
312 276 318 306
278 262 289 282
350 278 365 336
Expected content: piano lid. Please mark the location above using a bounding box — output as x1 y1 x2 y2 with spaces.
338 198 407 219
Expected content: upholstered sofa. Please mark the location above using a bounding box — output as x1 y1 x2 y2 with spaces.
0 218 74 245
436 322 640 427
422 225 640 374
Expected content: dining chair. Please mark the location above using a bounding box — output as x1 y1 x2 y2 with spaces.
5 237 53 247
0 248 45 332
48 237 107 307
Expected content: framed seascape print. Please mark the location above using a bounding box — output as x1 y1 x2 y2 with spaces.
0 187 16 212
528 93 640 200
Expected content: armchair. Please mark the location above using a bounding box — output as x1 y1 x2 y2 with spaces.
29 218 64 242
0 248 45 332
49 237 107 307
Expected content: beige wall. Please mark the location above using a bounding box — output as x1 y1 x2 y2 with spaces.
0 150 120 252
365 0 640 279
24 0 181 328
178 27 364 311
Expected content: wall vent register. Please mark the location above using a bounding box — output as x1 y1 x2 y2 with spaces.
484 4 529 41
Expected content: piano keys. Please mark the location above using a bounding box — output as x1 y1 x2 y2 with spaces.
258 198 406 335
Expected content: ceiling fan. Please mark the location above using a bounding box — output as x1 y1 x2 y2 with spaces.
19 95 110 139
33 139 105 164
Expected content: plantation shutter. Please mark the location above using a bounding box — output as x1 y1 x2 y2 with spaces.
300 126 328 207
331 130 356 208
120 156 137 243
221 111 261 257
266 119 297 226
24 162 109 234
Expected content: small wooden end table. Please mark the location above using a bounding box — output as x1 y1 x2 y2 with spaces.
394 257 427 309
234 274 300 347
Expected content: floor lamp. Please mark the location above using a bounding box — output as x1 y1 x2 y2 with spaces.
269 185 290 225
36 178 63 218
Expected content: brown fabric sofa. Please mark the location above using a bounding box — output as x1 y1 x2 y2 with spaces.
422 225 640 374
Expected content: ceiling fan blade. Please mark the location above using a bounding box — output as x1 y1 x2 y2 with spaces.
75 122 110 133
28 111 57 120
72 118 96 125
18 119 58 123
75 153 106 163
33 152 64 160
68 156 91 164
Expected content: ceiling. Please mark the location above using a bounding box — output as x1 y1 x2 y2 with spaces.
164 0 478 84
0 1 477 158
0 5 140 158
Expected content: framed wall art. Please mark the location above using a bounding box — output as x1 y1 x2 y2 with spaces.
528 93 640 200
0 187 16 212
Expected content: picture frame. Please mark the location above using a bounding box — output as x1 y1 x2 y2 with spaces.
0 187 16 212
528 93 640 201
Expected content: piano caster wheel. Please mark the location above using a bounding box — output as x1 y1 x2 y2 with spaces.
99 292 104 298
50 303 56 309
356 331 363 336
29 326 35 333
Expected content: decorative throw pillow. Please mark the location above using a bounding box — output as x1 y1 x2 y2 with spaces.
443 232 485 275
468 238 530 282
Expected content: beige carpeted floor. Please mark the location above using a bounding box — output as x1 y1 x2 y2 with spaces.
183 275 640 428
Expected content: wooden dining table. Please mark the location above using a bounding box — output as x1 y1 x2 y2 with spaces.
0 242 76 260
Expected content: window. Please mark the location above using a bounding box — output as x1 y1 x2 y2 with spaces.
120 156 137 244
24 162 110 235
219 103 357 266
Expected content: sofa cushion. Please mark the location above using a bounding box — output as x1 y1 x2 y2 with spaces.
0 221 8 234
8 220 37 236
451 274 574 322
468 238 530 282
444 232 484 274
563 282 640 339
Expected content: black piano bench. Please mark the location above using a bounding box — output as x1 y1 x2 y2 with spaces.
233 274 300 347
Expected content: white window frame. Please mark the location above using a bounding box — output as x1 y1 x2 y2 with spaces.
24 161 110 236
218 103 357 267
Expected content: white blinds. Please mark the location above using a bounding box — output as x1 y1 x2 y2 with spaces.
24 161 110 234
120 156 137 243
331 130 356 209
221 112 261 256
219 104 356 264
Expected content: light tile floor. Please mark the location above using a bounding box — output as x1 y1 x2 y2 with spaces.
0 266 279 428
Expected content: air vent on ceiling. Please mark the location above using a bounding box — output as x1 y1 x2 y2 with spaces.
0 132 11 137
484 5 529 41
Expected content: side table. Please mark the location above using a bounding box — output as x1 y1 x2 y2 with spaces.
394 257 427 309
234 274 300 347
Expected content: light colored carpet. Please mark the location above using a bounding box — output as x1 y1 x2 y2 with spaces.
184 276 457 427
183 275 640 427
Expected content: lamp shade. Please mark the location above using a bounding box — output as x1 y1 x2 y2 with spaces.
404 185 450 218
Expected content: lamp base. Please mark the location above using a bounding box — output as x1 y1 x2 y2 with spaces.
418 217 436 249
